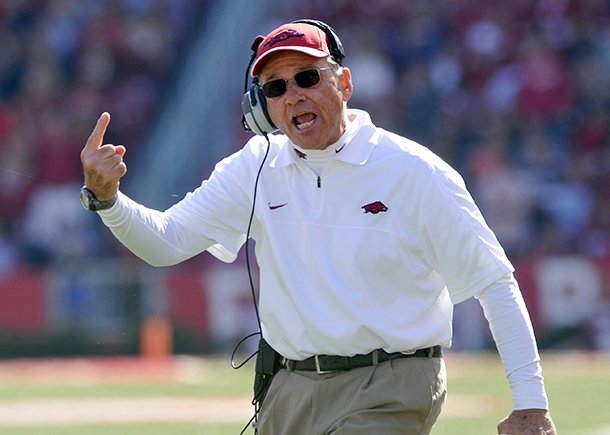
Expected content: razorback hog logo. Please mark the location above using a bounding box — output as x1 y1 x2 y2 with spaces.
265 29 303 47
361 201 388 214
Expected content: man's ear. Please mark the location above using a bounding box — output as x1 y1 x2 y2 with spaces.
339 67 353 101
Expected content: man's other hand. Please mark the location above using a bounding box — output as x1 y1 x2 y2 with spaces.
498 409 557 434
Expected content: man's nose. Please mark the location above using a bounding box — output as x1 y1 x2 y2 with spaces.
282 80 306 103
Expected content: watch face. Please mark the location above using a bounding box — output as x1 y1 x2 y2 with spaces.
79 188 94 211
80 187 117 211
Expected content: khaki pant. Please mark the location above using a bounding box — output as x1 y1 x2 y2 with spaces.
258 356 446 435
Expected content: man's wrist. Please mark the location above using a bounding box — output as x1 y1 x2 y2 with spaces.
80 186 118 211
512 409 549 415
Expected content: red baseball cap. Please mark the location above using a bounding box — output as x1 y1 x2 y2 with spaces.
250 22 332 76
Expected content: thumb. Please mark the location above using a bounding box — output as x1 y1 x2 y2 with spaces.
85 112 111 151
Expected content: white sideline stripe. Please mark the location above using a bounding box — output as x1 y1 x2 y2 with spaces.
0 397 253 426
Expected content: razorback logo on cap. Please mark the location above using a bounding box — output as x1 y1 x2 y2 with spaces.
265 29 303 47
361 201 388 214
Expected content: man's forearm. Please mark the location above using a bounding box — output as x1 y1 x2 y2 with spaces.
476 274 549 410
98 192 213 266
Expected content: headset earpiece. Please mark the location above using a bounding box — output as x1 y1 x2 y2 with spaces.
242 78 277 136
242 35 277 136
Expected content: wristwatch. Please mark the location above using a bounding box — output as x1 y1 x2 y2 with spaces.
79 186 117 211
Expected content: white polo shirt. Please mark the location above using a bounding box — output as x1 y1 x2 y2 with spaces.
99 109 548 409
101 109 514 357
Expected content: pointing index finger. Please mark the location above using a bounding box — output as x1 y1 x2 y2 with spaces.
86 112 111 150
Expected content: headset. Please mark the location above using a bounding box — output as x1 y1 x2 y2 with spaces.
241 19 346 136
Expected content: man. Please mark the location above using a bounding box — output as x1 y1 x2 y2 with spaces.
80 20 557 435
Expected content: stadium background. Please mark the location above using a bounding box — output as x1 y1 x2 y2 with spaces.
1 0 609 360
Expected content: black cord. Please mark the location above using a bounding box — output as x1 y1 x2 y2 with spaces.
232 34 270 434
230 331 261 370
242 133 270 338
231 133 271 434
239 414 258 435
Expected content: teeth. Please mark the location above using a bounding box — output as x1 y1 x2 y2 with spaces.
297 120 315 130
293 112 316 130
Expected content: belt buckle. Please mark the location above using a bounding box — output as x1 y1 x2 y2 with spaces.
314 355 339 375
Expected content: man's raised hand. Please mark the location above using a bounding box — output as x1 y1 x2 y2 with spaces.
80 112 127 201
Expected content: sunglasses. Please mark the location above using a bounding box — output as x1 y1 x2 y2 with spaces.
261 67 334 98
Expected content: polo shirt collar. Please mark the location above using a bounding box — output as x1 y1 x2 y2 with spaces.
269 109 377 168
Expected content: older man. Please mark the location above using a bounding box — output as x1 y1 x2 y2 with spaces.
81 19 556 435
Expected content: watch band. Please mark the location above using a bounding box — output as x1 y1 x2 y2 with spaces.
80 186 117 211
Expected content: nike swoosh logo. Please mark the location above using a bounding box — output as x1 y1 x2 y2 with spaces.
335 143 346 153
268 202 287 210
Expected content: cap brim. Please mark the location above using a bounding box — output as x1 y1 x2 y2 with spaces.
251 47 329 76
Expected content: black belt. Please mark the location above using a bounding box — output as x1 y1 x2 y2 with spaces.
282 346 442 374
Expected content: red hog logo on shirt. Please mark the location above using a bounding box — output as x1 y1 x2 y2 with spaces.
361 201 388 214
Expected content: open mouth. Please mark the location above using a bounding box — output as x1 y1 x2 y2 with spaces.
293 112 316 130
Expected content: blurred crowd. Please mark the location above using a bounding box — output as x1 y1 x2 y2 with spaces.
1 0 609 349
0 0 208 270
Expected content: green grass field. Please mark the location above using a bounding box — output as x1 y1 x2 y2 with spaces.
0 352 607 434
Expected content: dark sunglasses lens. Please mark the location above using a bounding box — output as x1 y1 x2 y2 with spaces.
261 69 322 98
294 69 321 88
262 79 287 98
